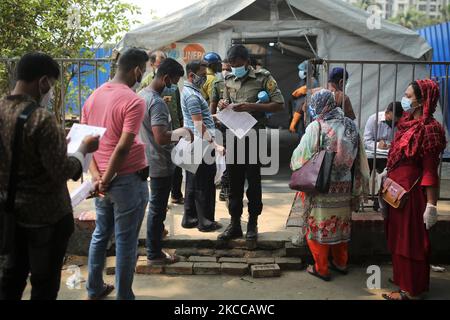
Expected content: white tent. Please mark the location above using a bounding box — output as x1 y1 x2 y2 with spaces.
117 0 438 129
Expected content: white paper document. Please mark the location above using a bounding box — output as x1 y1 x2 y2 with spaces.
67 124 106 172
214 153 226 185
216 107 257 139
171 137 210 174
70 180 95 208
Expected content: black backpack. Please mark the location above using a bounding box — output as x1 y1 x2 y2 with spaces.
0 101 38 255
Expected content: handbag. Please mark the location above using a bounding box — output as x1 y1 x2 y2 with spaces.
0 101 38 255
289 120 336 194
380 175 421 209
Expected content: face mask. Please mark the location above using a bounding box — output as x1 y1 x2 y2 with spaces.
192 73 206 88
165 84 177 94
39 79 54 108
401 97 414 112
231 65 248 78
132 68 143 92
345 81 350 92
298 70 306 80
308 105 318 120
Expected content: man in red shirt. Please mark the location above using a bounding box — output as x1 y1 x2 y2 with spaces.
82 48 149 300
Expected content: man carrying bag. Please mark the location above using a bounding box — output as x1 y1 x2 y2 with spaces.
0 52 99 300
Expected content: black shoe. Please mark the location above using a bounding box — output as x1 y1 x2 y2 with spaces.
198 221 223 233
182 218 198 229
246 216 258 240
217 222 243 240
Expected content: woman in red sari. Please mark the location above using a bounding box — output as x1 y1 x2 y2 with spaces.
382 79 446 300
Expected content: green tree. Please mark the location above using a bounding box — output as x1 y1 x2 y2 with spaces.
388 8 441 30
353 0 375 11
0 0 141 123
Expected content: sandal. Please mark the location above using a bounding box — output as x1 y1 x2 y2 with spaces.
329 261 348 275
307 265 331 282
382 290 413 301
87 283 115 300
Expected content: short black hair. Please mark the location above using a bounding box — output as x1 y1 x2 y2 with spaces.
149 50 167 64
156 58 184 78
410 81 423 103
386 101 403 118
118 48 149 72
227 45 249 62
16 52 60 82
186 60 206 75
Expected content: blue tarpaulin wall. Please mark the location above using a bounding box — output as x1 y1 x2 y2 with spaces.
418 22 450 132
66 48 112 115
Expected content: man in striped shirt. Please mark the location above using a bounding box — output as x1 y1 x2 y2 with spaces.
180 60 223 233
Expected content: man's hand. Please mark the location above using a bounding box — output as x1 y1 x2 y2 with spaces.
232 103 253 112
218 99 229 110
213 142 226 156
377 140 389 150
78 135 100 155
172 127 194 143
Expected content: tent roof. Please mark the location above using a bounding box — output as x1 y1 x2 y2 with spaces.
289 0 430 60
117 0 431 60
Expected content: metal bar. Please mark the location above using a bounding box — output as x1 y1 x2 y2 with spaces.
313 60 450 66
412 64 416 82
60 61 65 128
371 64 382 198
391 64 398 142
438 64 449 200
78 61 82 121
95 61 99 88
342 63 347 110
358 63 363 129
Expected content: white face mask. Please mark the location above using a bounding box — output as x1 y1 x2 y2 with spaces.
40 79 54 108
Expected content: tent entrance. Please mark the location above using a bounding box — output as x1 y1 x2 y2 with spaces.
232 37 317 128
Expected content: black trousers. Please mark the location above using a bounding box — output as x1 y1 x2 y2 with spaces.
0 213 74 300
227 133 263 219
368 158 387 174
183 162 217 229
171 166 183 200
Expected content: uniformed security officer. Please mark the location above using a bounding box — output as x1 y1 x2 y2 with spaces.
217 45 284 241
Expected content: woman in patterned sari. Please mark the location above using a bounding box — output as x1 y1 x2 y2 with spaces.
290 89 369 281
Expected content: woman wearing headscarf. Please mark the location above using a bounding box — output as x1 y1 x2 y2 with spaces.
382 79 446 300
290 89 369 281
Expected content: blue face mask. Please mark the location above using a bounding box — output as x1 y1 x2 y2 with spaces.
308 105 318 120
401 97 413 112
231 65 248 78
165 84 177 93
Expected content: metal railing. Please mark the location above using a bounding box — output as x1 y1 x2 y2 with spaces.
308 59 450 202
0 58 113 128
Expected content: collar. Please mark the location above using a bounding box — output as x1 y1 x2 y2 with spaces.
184 81 201 93
377 111 386 123
230 66 257 82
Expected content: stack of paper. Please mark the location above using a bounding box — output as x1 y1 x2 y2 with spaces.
67 124 107 172
70 180 95 208
216 107 257 139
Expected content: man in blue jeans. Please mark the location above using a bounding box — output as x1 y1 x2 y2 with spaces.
139 58 192 265
82 48 150 300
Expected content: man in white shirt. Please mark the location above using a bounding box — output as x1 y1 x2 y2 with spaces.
364 101 403 173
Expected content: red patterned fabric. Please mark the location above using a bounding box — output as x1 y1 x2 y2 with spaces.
387 79 446 169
